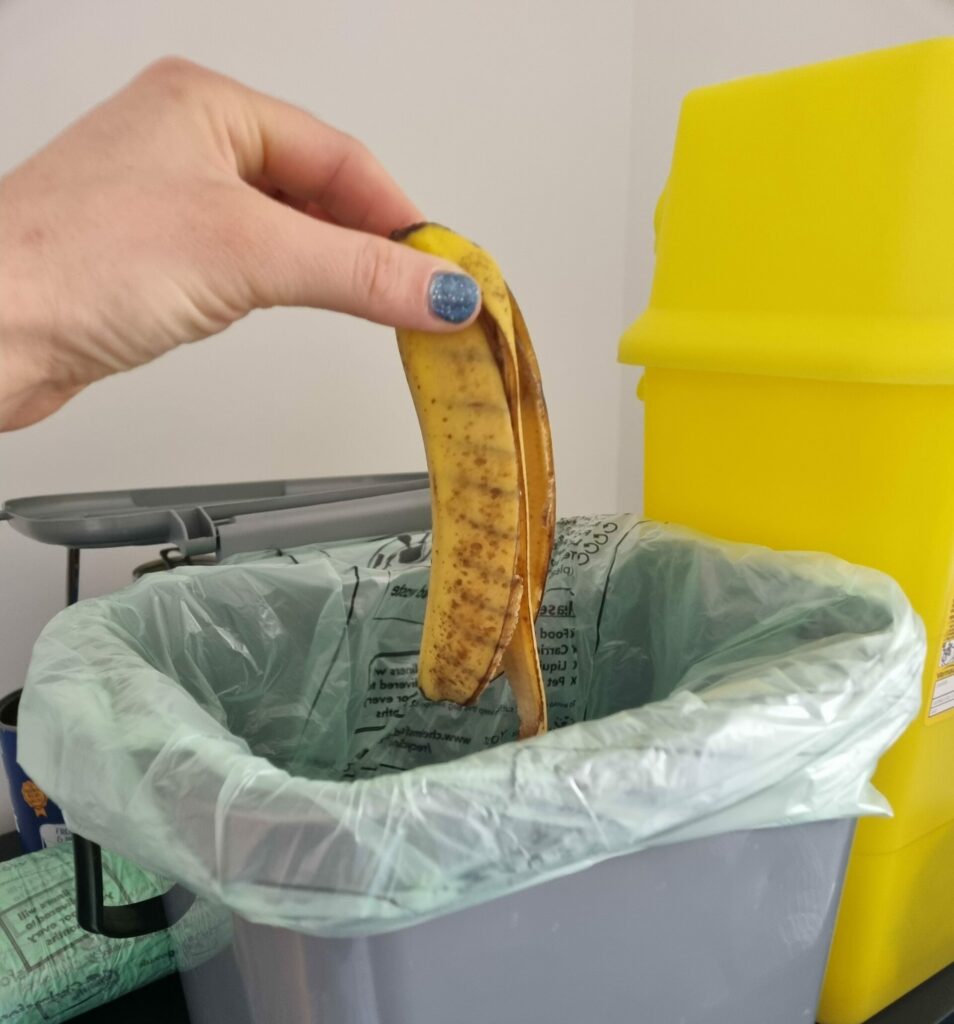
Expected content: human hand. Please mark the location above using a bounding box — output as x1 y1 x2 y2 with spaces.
0 57 481 430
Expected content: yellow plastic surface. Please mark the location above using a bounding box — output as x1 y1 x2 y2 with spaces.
620 38 954 384
620 40 954 1024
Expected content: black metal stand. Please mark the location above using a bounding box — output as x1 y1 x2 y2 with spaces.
73 836 171 938
65 547 192 939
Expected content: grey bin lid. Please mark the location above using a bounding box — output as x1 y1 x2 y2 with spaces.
0 474 432 558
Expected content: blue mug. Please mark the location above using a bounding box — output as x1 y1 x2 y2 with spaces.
0 689 70 852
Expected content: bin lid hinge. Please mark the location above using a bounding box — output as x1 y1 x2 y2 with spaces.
166 507 220 557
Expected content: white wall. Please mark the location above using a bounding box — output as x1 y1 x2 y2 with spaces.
1 1 952 834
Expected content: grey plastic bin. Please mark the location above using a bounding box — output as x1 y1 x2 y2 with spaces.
7 479 916 1024
167 819 852 1024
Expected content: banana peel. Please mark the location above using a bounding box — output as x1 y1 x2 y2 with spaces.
393 223 555 738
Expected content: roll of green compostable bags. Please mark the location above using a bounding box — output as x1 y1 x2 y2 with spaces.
0 840 229 1023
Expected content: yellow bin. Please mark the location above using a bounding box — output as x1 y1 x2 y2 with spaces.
620 38 954 1024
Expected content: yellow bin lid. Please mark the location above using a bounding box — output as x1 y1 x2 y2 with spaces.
619 38 954 385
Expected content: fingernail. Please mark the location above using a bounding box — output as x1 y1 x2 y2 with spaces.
428 273 480 324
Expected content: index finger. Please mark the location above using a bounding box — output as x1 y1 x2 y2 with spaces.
223 76 423 236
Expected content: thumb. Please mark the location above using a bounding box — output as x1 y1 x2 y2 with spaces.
239 197 481 331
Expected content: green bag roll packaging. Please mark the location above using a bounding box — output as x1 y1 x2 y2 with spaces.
18 516 924 937
0 841 230 1024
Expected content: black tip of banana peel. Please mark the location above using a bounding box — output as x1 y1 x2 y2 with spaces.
390 222 433 242
389 223 486 253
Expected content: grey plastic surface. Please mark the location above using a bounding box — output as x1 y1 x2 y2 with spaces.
168 818 854 1024
216 487 431 559
0 474 429 554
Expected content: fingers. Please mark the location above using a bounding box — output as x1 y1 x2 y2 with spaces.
237 192 481 331
133 60 477 331
229 76 423 236
136 58 422 237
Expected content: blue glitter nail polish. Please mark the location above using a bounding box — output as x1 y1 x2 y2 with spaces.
428 273 480 324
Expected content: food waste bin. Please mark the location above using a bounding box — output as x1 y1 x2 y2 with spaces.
619 38 954 1023
170 821 853 1024
8 480 922 1024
